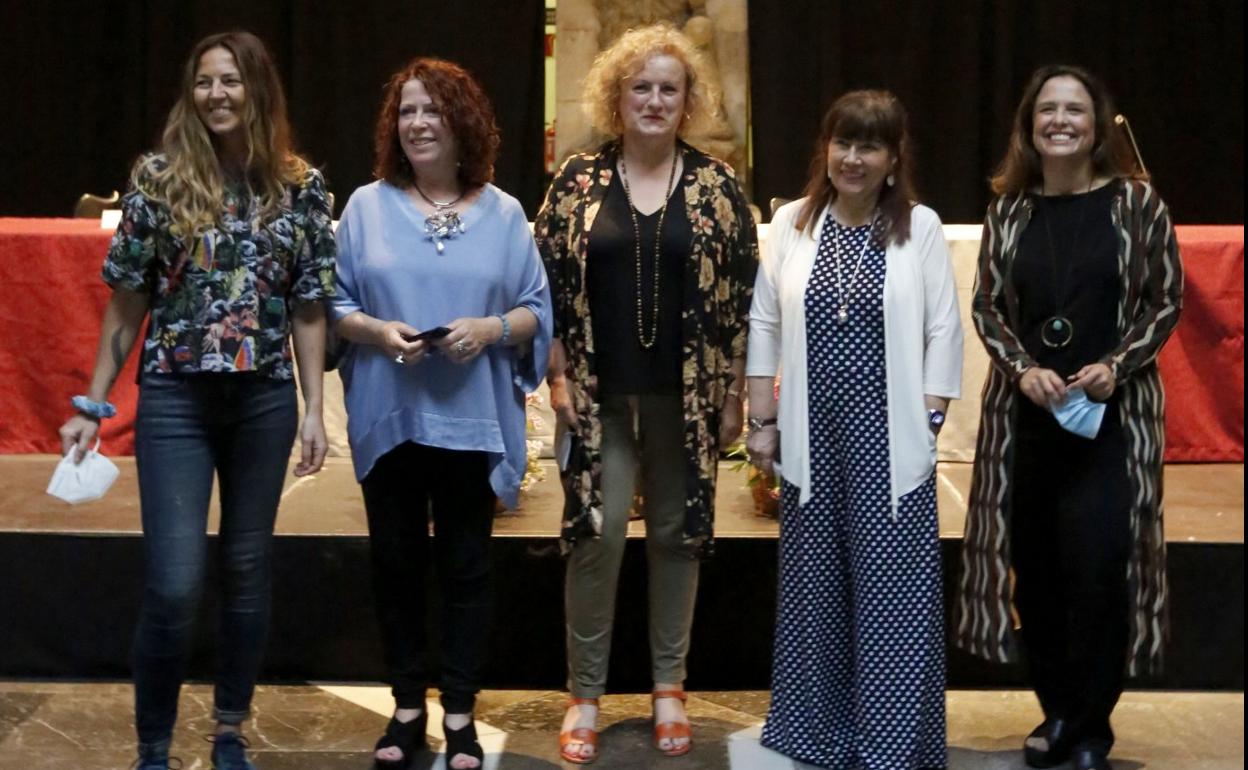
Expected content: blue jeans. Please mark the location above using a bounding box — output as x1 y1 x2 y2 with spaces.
132 373 296 749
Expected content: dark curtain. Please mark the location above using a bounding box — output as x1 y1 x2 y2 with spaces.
0 0 545 217
748 0 1244 223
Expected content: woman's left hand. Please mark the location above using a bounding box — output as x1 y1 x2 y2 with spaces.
294 412 328 477
435 317 502 364
719 393 744 447
1068 363 1116 401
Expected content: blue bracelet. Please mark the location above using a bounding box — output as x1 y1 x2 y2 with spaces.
496 313 511 346
71 395 117 420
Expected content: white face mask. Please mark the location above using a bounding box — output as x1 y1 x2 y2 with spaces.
47 440 120 504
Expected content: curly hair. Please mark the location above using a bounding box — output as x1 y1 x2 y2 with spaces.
990 64 1145 195
794 90 918 246
134 30 308 238
582 23 721 140
373 58 500 190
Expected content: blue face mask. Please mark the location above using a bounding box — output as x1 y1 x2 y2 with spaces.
1047 387 1106 439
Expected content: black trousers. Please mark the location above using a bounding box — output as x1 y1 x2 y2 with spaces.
360 442 496 714
1010 403 1132 754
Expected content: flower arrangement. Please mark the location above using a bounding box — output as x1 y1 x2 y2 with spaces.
519 391 548 495
724 439 780 519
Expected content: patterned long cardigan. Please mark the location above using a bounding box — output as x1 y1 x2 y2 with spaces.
533 140 758 558
956 179 1184 676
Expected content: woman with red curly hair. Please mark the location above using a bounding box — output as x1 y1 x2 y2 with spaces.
328 58 551 770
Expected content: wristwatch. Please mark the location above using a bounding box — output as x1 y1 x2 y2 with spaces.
928 409 946 434
747 417 777 431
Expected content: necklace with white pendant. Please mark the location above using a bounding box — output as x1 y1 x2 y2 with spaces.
831 211 878 324
413 181 465 253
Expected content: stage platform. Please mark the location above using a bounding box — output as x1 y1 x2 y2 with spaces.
1 457 1242 690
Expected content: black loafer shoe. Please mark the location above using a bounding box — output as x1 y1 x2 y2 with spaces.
1072 747 1111 770
1023 718 1072 768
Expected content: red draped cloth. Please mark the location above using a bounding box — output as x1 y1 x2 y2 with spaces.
0 219 139 455
1160 226 1244 461
0 218 1242 460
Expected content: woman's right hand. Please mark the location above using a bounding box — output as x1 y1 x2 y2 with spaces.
58 414 100 463
548 375 578 428
1019 366 1067 407
746 425 779 477
378 320 428 366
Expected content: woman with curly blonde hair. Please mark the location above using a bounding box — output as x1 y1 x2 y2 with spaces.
58 30 336 770
534 23 757 764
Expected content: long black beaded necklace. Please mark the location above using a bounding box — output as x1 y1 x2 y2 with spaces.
618 148 679 349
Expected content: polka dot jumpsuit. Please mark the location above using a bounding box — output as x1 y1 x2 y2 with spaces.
760 216 946 769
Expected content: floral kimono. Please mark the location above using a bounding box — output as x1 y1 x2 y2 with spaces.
534 141 758 557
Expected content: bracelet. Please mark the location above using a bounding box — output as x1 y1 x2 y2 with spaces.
71 395 117 420
495 313 511 346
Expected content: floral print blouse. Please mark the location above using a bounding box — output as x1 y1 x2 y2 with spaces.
534 141 758 558
103 154 337 380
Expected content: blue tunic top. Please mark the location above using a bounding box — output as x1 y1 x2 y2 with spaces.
329 181 553 507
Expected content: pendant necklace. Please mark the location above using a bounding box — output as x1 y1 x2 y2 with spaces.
831 209 878 325
619 147 679 349
1038 178 1093 348
413 181 466 253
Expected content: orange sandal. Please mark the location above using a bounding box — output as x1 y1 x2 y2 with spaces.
651 690 692 757
559 697 600 765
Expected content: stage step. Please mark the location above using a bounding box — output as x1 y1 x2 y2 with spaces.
1 457 1241 690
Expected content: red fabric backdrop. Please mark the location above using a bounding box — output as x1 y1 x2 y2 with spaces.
0 219 140 455
1159 226 1244 461
0 218 1242 460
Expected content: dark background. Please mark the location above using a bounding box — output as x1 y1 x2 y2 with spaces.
0 1 1241 223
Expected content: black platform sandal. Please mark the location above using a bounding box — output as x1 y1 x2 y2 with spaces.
373 710 429 769
443 717 484 769
1024 718 1072 768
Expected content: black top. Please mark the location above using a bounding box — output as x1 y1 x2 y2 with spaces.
586 170 689 395
1013 182 1121 430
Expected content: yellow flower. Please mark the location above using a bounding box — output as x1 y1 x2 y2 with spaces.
696 167 720 189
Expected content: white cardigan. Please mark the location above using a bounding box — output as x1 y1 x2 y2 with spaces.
746 199 963 514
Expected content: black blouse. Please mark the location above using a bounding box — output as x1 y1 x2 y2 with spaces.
586 170 689 395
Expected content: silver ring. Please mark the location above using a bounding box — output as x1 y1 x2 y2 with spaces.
394 353 405 365
455 340 467 354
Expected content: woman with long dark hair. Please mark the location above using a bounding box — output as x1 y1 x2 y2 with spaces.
58 31 336 770
957 65 1183 770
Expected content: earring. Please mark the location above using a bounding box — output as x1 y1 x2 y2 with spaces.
886 173 895 187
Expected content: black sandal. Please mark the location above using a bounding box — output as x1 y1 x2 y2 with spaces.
373 710 428 769
443 717 484 768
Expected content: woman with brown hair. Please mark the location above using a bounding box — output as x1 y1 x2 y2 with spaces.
534 23 757 764
746 90 962 769
57 30 336 770
957 65 1183 770
329 57 551 770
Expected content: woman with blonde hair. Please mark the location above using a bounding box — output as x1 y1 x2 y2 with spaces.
57 30 336 770
534 23 757 764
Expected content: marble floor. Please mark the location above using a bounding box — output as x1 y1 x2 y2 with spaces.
0 682 1240 770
